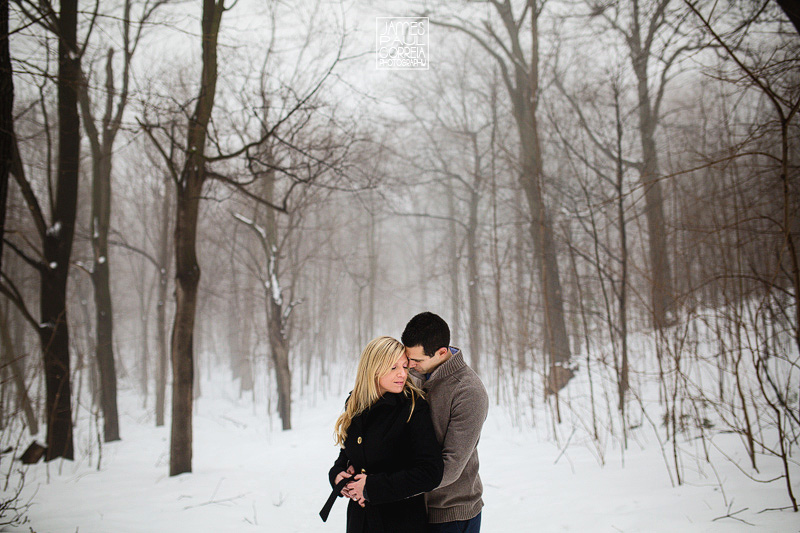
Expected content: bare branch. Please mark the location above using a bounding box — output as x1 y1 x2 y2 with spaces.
683 0 785 119
206 36 343 163
138 120 179 183
9 135 47 239
2 238 46 272
107 236 159 268
0 273 39 331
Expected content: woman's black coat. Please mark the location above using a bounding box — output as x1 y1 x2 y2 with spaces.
328 392 444 533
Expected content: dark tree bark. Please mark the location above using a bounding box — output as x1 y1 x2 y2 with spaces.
0 0 11 271
612 82 630 432
78 46 124 442
267 295 292 430
76 0 156 442
79 0 163 438
39 0 81 461
170 0 224 476
0 0 90 459
776 0 800 35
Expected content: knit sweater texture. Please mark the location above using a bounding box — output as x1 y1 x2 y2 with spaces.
412 348 489 524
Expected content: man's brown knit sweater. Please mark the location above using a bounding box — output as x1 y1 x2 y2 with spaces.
413 348 489 524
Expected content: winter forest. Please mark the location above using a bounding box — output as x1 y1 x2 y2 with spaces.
0 0 798 531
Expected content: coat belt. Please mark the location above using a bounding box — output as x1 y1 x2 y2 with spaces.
319 476 384 533
319 476 354 522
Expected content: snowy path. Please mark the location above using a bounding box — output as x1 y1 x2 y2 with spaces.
5 379 797 532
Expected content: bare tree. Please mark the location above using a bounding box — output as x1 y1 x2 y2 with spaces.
232 96 357 429
582 0 707 329
432 0 573 393
168 0 224 476
401 57 492 374
684 0 800 510
2 0 83 460
77 0 164 443
0 0 10 272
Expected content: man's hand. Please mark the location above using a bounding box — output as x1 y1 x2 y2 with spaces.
426 348 451 370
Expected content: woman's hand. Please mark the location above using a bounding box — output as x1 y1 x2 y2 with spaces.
334 465 354 485
348 474 367 507
335 465 355 497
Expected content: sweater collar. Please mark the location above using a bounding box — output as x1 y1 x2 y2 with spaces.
424 347 465 387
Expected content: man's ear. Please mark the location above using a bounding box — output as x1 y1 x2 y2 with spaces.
435 346 449 358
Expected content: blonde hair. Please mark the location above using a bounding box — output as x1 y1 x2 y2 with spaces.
334 336 423 446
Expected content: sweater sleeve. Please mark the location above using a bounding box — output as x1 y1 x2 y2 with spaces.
438 378 489 489
364 399 444 504
328 447 349 489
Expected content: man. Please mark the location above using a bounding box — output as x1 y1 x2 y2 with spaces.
402 311 489 533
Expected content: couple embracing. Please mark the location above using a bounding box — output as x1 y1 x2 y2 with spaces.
320 312 489 533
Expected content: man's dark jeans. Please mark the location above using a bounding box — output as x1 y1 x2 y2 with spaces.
428 513 482 533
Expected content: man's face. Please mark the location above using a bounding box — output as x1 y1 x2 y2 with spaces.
405 345 436 374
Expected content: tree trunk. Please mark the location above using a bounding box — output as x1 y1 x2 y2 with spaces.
88 132 118 440
170 178 202 475
614 85 630 422
0 0 11 272
517 9 572 394
484 2 572 393
91 236 119 441
636 87 673 329
520 166 572 394
466 185 481 375
366 210 377 341
260 157 292 430
77 47 124 443
39 0 81 461
239 274 254 393
139 274 149 403
629 0 675 329
228 232 243 380
169 0 223 476
514 226 527 370
155 176 172 427
777 0 800 36
446 184 461 333
267 296 292 430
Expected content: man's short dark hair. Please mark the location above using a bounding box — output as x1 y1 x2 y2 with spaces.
401 312 450 356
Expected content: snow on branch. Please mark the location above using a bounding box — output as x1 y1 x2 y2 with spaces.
232 212 268 243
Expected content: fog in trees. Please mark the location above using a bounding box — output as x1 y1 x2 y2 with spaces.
1 0 798 528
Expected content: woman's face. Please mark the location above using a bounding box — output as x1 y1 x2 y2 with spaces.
378 353 408 395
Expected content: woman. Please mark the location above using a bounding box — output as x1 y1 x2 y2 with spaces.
326 336 443 533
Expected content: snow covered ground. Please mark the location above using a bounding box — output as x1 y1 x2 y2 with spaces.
3 370 798 533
